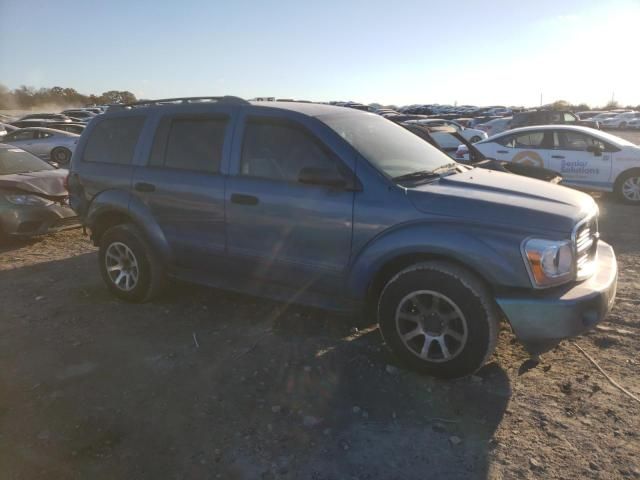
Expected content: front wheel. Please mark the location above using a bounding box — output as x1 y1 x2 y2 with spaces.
378 261 499 378
619 122 627 130
98 224 165 302
469 135 482 143
51 147 72 165
615 170 640 204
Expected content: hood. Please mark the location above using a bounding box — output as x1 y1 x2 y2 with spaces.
406 168 596 233
0 169 68 197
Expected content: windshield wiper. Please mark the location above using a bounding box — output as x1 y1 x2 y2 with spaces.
393 163 459 182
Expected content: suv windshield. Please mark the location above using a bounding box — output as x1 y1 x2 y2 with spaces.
0 147 54 174
321 112 454 179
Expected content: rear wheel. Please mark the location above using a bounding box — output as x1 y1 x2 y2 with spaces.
98 224 165 302
378 261 499 378
619 121 627 129
469 135 482 143
615 170 640 204
51 147 71 165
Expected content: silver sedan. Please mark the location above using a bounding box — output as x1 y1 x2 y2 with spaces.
1 127 79 165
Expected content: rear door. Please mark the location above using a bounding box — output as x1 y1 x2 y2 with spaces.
131 110 232 270
225 112 355 297
492 130 552 167
548 129 613 187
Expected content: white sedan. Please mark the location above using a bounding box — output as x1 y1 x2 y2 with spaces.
456 125 640 204
406 118 488 144
1 127 79 165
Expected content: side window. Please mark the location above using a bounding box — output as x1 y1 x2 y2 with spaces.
83 117 145 164
148 116 227 173
496 134 515 147
240 120 341 183
513 132 545 148
556 131 606 151
36 131 53 139
7 131 35 141
563 113 577 122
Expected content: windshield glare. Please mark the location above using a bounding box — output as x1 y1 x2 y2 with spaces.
321 112 455 179
0 148 54 175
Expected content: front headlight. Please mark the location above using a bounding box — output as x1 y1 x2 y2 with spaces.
522 238 574 287
6 194 54 206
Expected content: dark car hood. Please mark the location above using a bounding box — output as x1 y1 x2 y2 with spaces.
406 168 596 233
0 169 68 197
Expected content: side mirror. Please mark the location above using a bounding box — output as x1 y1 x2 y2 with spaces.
298 166 347 188
586 144 604 156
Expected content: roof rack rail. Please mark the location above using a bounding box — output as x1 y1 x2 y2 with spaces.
106 96 249 111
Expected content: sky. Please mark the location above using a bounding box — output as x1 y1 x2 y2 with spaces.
1 0 639 107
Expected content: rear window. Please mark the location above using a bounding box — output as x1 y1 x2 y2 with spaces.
148 116 227 173
83 116 145 164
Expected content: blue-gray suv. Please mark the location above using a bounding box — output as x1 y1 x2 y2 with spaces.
68 96 618 378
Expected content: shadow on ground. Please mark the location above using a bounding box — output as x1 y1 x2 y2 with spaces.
0 253 511 479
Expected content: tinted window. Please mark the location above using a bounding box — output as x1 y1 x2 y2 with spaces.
148 117 226 172
241 120 341 182
83 116 145 164
7 131 35 141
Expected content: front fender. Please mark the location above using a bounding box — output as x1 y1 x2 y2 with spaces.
86 189 172 262
347 221 532 300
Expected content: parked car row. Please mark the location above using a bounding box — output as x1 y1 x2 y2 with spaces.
0 106 107 165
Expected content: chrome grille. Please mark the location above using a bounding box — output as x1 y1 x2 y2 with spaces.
573 215 599 280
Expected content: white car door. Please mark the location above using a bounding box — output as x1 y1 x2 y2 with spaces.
488 130 551 167
548 130 613 189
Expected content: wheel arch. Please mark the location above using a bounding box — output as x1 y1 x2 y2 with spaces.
86 191 171 262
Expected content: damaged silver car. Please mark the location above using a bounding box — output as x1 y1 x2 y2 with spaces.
0 144 78 237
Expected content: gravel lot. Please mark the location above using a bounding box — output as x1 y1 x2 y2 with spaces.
0 193 639 480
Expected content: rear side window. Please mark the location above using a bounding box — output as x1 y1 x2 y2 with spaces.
83 117 145 164
148 116 227 173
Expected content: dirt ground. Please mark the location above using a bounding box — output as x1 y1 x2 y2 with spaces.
0 193 638 480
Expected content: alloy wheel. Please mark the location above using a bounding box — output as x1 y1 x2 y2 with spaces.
105 242 139 291
395 290 468 363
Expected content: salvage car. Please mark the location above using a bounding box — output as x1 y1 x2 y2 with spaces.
401 122 562 183
0 144 78 237
2 127 79 165
68 97 617 378
405 119 488 144
456 125 640 204
510 109 599 130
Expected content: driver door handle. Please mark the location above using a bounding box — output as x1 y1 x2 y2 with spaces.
497 150 508 154
551 155 565 159
134 182 156 192
231 193 259 206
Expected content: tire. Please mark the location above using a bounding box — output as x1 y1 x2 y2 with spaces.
469 135 482 143
378 261 499 378
51 147 72 165
619 122 627 130
98 224 165 302
615 170 640 205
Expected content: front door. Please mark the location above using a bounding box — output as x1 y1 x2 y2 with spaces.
225 115 355 297
548 130 613 188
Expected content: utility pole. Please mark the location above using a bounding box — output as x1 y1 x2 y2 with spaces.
540 92 543 106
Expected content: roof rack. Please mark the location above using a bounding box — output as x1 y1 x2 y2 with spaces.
106 96 249 111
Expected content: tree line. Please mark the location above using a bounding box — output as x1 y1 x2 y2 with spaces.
0 84 137 109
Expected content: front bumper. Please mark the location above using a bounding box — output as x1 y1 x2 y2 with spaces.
0 203 80 237
496 241 617 354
